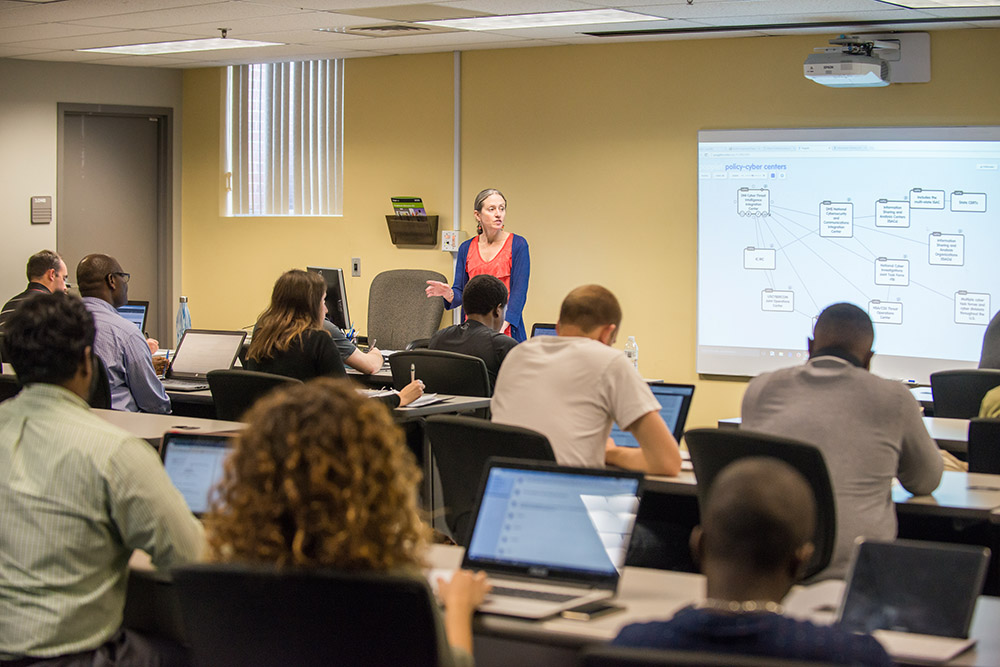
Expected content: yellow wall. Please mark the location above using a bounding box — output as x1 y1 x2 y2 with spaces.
181 29 1000 429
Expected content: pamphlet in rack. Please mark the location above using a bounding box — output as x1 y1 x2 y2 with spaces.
391 196 426 217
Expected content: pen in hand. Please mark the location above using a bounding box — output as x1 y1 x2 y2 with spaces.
411 363 416 383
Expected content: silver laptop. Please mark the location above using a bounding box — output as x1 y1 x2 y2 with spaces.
460 458 643 619
838 538 989 663
160 433 232 517
162 329 246 392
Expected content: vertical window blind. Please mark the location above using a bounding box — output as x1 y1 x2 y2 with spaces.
226 59 343 216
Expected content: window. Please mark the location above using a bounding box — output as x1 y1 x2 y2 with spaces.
225 59 343 216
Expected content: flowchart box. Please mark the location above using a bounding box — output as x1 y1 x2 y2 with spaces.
874 258 909 286
819 201 853 237
910 188 945 209
743 247 776 270
951 191 987 213
928 233 965 266
875 200 910 228
955 291 991 325
737 188 770 218
869 300 903 325
761 289 794 312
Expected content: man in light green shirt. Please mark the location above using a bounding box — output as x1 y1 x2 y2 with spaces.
0 293 205 665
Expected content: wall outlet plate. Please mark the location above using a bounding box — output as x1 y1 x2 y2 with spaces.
441 229 462 252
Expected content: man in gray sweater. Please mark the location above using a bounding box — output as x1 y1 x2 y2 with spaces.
740 302 943 580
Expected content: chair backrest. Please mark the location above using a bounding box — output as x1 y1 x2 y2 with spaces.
405 337 431 350
367 269 446 351
88 355 112 409
580 645 841 667
929 368 1000 418
172 563 441 667
389 349 491 398
968 417 1000 474
0 374 20 403
683 427 836 580
424 415 554 545
207 369 302 421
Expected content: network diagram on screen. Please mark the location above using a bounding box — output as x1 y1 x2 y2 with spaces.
697 127 1000 383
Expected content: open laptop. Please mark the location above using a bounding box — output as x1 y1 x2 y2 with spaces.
117 300 148 333
838 538 990 663
459 458 643 619
609 382 695 446
160 433 232 517
530 322 557 337
162 329 246 392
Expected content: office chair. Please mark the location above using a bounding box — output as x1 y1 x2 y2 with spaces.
206 369 302 421
579 645 842 667
929 368 1000 419
172 564 442 667
405 337 431 350
424 415 554 545
367 269 446 351
389 350 492 415
683 428 837 581
0 374 20 403
88 356 112 410
968 418 1000 474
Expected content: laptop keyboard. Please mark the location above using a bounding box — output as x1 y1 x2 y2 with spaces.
489 586 578 603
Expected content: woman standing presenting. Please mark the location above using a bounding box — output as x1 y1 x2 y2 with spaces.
426 188 530 342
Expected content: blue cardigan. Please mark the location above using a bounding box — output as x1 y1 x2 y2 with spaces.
447 233 530 342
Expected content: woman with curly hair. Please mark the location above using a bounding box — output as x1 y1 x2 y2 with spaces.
246 269 422 407
203 378 488 665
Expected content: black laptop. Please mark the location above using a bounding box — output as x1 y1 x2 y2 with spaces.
609 382 695 446
160 432 233 517
117 300 149 333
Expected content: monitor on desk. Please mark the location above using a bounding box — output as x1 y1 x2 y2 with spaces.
308 266 351 331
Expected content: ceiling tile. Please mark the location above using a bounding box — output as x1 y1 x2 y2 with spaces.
14 29 202 50
66 1 298 30
437 0 595 12
0 0 215 28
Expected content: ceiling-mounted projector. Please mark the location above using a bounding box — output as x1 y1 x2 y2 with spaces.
804 36 895 88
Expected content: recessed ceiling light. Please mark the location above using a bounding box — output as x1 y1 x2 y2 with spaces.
417 9 662 31
885 0 1000 5
78 38 282 56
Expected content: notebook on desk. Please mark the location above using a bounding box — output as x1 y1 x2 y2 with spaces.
838 538 990 663
609 382 695 446
162 329 246 392
160 433 232 517
460 459 643 620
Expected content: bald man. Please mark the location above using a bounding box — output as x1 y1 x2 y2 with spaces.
77 254 170 414
613 458 892 666
740 302 942 580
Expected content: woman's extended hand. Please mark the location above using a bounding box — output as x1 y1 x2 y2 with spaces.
425 280 455 303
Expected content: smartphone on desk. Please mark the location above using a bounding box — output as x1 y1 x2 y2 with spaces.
560 600 624 621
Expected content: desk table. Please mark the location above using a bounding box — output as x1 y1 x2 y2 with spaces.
426 544 1000 667
93 408 244 446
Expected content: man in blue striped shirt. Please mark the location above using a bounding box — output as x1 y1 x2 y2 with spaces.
77 254 170 414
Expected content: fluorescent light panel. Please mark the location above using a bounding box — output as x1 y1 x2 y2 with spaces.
418 9 662 31
79 38 282 56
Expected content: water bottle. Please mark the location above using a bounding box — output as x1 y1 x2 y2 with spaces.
175 296 191 346
624 336 639 372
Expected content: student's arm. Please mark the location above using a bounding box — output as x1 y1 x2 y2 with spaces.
504 236 530 340
345 347 384 374
125 333 171 414
897 391 944 496
605 411 682 476
437 570 490 655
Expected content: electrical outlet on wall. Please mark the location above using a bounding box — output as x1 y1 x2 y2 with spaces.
351 257 361 277
441 230 460 252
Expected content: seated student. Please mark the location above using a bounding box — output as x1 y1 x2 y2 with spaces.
741 302 943 580
0 249 69 333
322 319 386 374
77 253 170 413
428 274 518 392
0 292 204 666
613 457 892 667
203 378 489 666
246 269 422 407
980 385 1000 418
492 284 681 475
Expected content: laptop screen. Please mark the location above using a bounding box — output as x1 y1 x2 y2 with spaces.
160 433 232 516
464 462 642 582
117 301 148 332
838 539 989 638
530 323 557 337
609 382 695 446
169 330 246 379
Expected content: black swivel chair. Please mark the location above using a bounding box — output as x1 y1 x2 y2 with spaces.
579 645 841 667
405 338 431 350
206 369 302 421
389 349 492 418
929 368 1000 419
683 428 837 581
423 415 555 545
0 374 20 403
968 417 1000 474
172 564 442 667
88 356 112 409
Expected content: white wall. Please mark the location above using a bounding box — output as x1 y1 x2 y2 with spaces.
0 58 183 306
